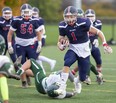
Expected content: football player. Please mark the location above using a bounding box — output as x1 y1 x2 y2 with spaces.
0 35 20 103
0 7 17 71
57 6 112 93
85 9 102 73
32 7 56 71
7 3 43 88
85 9 105 83
71 9 104 85
16 58 77 99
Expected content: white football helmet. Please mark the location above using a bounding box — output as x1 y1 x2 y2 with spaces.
63 6 77 25
20 3 32 20
2 7 12 20
32 7 39 18
85 9 96 22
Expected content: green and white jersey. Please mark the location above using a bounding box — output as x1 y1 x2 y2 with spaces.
30 59 62 94
42 72 62 92
0 55 10 68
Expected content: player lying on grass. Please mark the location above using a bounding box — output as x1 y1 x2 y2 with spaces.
16 58 81 99
0 35 20 103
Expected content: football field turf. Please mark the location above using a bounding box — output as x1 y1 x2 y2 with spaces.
7 45 116 103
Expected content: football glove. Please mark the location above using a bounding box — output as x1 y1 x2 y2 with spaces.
8 42 14 54
93 39 99 47
36 41 42 53
103 43 113 54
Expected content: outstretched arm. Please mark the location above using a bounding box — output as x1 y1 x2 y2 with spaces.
89 26 113 53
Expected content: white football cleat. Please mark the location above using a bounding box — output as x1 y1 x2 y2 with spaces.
96 72 103 85
84 76 91 85
74 78 82 94
50 60 56 71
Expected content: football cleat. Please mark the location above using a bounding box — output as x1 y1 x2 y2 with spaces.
96 72 103 85
74 77 82 93
14 56 22 72
83 76 91 85
22 81 28 88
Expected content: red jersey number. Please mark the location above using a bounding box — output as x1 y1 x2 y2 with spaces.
20 24 33 34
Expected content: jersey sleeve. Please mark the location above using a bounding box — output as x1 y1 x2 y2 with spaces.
58 22 66 37
10 19 17 31
39 17 44 25
83 18 92 31
95 20 102 30
34 19 44 32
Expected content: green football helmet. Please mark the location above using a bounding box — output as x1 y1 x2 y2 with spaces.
77 8 84 18
47 84 60 98
0 35 6 55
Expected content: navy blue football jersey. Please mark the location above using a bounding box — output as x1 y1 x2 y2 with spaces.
59 18 91 44
89 19 102 43
10 16 42 39
38 17 44 25
0 17 15 42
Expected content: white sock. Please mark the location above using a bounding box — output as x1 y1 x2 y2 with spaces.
61 72 69 84
74 76 80 83
38 56 54 65
36 59 46 75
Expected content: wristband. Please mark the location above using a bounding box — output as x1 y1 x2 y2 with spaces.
103 43 108 46
38 41 42 46
8 42 12 47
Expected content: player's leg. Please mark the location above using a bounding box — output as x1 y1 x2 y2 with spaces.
91 48 102 72
60 50 77 91
36 59 46 74
91 48 104 84
26 43 39 86
71 66 78 75
9 40 17 63
38 56 56 71
76 56 90 92
0 74 9 103
71 63 91 85
4 40 18 72
16 44 27 88
17 58 46 94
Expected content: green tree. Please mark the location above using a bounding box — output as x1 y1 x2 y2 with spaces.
0 0 27 16
28 0 62 22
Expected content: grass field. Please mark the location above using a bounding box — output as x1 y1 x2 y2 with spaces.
6 45 116 103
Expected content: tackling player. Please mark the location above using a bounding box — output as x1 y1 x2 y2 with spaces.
16 58 77 99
